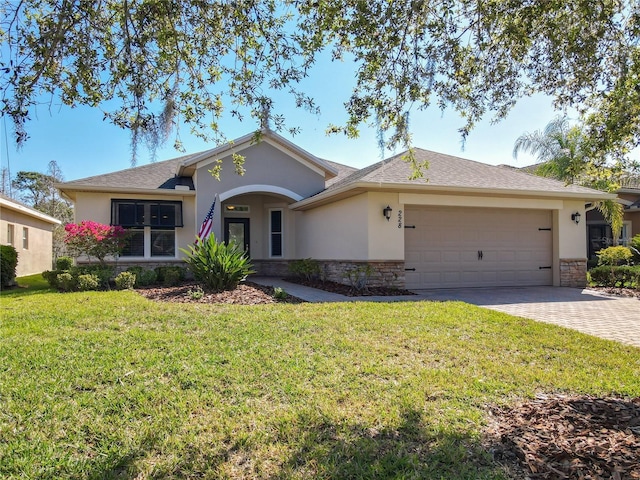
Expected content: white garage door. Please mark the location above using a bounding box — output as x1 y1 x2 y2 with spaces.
404 206 553 289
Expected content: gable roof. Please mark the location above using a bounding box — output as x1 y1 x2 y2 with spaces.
57 130 339 199
292 149 614 209
0 193 62 225
176 129 339 178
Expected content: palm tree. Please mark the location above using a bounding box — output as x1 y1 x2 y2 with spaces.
513 116 624 243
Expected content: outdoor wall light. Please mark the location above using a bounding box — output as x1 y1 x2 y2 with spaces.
383 205 393 221
571 212 581 224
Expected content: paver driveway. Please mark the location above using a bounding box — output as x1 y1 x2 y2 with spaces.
414 287 640 348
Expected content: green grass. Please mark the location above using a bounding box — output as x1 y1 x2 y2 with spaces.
1 278 639 479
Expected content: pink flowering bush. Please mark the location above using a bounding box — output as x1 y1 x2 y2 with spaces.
64 221 128 266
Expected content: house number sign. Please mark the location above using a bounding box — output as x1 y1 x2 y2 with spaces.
397 209 403 228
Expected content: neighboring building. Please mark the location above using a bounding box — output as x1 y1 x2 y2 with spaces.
56 130 614 289
586 185 640 259
0 193 61 276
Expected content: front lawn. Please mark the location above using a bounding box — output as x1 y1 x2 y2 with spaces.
1 281 639 479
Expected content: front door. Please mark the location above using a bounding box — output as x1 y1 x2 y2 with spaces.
224 218 250 256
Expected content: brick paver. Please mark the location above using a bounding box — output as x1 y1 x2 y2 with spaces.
416 287 640 348
252 278 640 348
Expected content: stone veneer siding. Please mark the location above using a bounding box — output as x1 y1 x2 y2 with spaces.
559 258 587 288
252 259 406 289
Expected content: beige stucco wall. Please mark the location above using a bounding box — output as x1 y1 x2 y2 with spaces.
366 192 404 260
195 141 326 241
296 193 370 260
73 191 196 262
1 209 55 276
556 200 588 259
296 192 404 261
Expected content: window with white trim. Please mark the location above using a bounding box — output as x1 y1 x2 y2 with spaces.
7 224 14 246
111 200 182 257
22 227 29 249
269 209 283 257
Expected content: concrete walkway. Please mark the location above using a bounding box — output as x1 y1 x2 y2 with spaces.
251 277 640 348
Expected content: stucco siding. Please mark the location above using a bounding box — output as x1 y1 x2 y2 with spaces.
1 210 55 276
296 193 370 260
557 200 588 259
196 142 326 236
366 192 404 260
193 142 324 248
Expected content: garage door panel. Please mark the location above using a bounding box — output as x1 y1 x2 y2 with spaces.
498 251 516 262
405 206 553 289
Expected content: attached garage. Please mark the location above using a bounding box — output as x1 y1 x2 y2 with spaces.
404 206 553 289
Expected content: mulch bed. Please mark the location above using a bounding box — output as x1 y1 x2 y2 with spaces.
136 281 304 305
484 394 640 479
283 277 415 297
586 287 640 299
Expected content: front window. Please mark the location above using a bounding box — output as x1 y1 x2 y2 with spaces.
22 227 29 249
111 200 182 258
7 224 14 246
151 229 176 257
122 228 145 257
270 209 283 257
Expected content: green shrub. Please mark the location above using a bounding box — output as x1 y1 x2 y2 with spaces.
597 246 633 266
0 245 18 288
289 258 320 281
180 235 255 292
73 265 114 289
126 265 144 277
115 271 137 290
55 256 74 271
588 265 640 288
630 234 640 265
155 266 185 285
125 266 157 286
273 286 288 300
162 269 182 287
188 285 204 300
57 272 76 292
77 274 100 291
345 264 375 293
42 270 59 288
137 269 158 286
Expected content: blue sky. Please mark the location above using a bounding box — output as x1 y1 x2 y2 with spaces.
1 94 559 183
1 51 565 183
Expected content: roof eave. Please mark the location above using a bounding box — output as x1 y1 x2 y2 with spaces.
0 198 62 224
56 185 196 197
290 182 616 210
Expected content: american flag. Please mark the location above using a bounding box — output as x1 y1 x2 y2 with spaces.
197 195 217 241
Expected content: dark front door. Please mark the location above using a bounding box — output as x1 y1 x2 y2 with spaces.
224 218 250 256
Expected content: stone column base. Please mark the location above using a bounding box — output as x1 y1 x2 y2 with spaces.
252 259 406 289
560 258 587 287
318 260 406 289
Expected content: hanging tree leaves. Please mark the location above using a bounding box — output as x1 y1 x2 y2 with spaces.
1 0 639 164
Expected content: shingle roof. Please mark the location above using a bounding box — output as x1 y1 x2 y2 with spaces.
323 159 358 188
324 148 606 196
58 154 197 191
